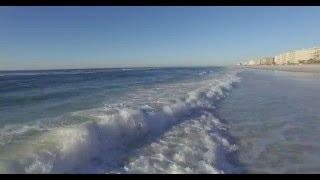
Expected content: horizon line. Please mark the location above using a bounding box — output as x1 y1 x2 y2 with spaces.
0 65 231 72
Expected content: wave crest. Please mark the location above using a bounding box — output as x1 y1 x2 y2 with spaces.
0 68 241 173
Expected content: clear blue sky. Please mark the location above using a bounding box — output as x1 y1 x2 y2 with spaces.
1 6 320 70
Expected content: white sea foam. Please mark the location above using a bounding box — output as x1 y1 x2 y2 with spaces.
121 112 239 174
0 68 241 173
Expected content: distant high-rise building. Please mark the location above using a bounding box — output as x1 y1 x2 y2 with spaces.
275 47 320 65
259 57 275 65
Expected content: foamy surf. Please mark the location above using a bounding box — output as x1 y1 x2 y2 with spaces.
0 67 241 173
120 112 239 174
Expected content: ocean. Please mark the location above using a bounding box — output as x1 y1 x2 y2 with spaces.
0 67 320 173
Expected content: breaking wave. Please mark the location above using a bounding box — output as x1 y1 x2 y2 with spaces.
0 68 241 173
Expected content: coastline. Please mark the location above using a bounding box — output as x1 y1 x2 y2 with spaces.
218 70 320 173
244 64 320 73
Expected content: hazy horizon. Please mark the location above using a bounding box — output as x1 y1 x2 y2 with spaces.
1 6 320 70
0 64 231 71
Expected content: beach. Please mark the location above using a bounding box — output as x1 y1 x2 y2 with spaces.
245 64 320 73
218 69 320 173
2 67 320 173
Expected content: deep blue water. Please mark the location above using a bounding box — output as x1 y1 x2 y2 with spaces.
0 67 223 126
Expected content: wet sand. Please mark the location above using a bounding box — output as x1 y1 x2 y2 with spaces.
246 64 320 73
218 70 320 173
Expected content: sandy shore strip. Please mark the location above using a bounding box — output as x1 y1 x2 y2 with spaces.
245 64 320 73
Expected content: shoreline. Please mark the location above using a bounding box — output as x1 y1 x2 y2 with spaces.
244 64 320 73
